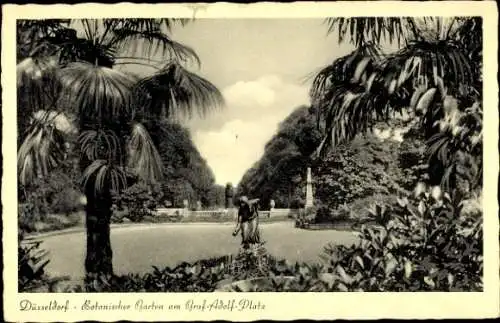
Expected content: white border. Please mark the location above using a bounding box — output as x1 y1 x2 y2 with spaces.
2 2 499 321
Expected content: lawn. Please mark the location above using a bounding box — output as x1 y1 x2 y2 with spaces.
40 222 358 279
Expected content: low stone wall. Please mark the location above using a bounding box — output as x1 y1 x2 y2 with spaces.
267 208 300 218
155 208 186 217
154 208 300 219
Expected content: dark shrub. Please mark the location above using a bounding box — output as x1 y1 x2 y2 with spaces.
314 205 332 223
50 188 83 215
290 198 305 209
319 190 483 292
112 182 162 222
84 255 234 292
315 134 406 211
18 203 43 233
18 233 51 292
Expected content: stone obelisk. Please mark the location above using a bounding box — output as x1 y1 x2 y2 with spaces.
305 167 314 208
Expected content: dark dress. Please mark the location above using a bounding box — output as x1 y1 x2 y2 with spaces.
238 203 260 246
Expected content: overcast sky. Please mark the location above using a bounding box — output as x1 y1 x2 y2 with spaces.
120 19 355 185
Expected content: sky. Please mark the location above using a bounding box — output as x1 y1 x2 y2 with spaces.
121 19 355 186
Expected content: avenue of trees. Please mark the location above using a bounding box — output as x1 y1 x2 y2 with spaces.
237 105 322 208
143 120 225 209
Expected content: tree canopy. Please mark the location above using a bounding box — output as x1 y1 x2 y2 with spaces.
143 119 222 208
237 105 323 208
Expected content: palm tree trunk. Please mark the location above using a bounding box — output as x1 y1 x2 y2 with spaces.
84 191 114 277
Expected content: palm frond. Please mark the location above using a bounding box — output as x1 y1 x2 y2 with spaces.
109 18 199 66
325 17 412 47
452 17 482 88
31 110 76 135
18 117 67 185
132 61 224 120
310 44 382 133
17 56 60 114
425 97 482 194
314 86 392 157
81 159 127 195
416 17 465 42
426 132 452 165
314 38 475 157
108 18 190 34
78 129 122 161
17 19 71 61
376 39 473 99
310 45 380 103
57 62 135 119
17 19 70 37
127 123 164 183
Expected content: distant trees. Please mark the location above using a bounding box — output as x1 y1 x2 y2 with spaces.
314 124 423 214
144 120 220 208
237 105 323 208
208 184 226 209
225 183 235 208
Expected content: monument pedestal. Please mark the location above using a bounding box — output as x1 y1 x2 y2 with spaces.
305 167 314 208
230 242 270 279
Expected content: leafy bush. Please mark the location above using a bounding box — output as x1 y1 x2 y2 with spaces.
240 188 482 292
294 203 354 227
295 206 317 228
80 254 227 292
19 169 82 212
18 166 83 233
19 204 83 233
313 127 429 225
314 205 332 223
50 188 83 215
315 134 408 211
38 213 83 232
398 129 428 190
112 182 163 222
290 197 305 209
18 233 51 292
305 205 318 219
342 194 399 220
221 261 328 292
18 203 44 233
319 190 482 292
81 244 289 292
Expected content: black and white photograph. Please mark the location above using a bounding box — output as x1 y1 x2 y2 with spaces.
2 1 499 321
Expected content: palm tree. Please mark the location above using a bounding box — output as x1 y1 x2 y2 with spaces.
17 19 224 281
311 17 482 198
